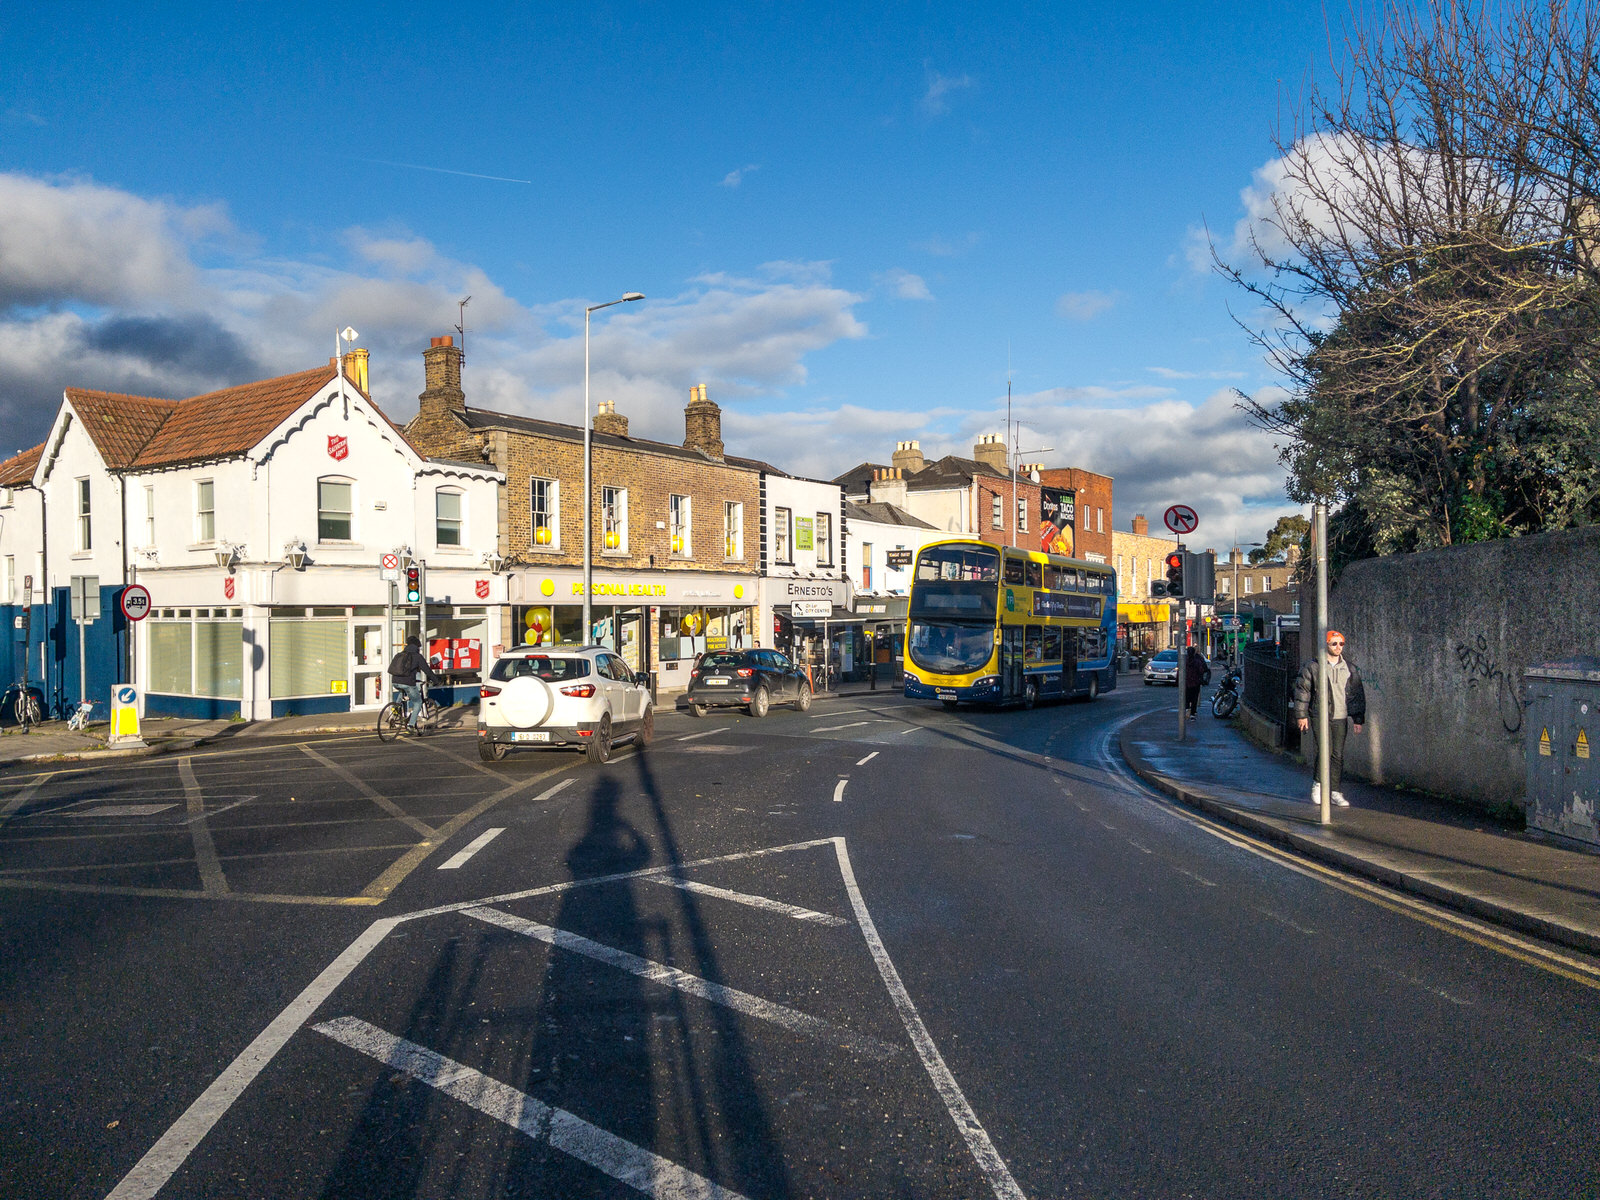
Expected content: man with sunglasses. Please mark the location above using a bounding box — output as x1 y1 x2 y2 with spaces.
1292 630 1366 807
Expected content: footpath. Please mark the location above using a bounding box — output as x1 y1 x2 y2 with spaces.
1120 699 1600 957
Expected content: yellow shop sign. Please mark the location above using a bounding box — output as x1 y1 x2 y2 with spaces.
571 581 668 598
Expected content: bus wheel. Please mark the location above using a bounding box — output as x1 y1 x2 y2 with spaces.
1023 680 1037 710
1085 675 1099 702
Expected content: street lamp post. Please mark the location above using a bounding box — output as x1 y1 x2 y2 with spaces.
583 293 645 641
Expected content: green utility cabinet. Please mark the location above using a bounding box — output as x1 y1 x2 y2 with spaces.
1523 658 1600 848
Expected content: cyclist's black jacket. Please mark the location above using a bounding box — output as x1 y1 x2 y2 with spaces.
387 646 435 683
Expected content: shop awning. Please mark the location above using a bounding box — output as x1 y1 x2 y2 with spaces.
1118 602 1171 623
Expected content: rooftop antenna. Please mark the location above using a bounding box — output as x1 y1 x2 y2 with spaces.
456 296 471 364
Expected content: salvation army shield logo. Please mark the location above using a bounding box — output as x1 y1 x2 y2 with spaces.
475 579 491 600
223 577 235 600
327 435 350 462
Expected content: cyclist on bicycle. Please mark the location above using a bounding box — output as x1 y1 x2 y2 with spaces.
387 636 438 734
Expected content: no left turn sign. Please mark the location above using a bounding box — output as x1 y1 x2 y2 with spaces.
121 585 152 622
1164 504 1199 535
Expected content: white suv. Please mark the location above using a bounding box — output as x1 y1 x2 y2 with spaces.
478 645 653 764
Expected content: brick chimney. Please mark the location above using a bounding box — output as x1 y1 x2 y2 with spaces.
418 336 465 419
683 383 724 460
972 433 1008 475
593 398 629 437
891 440 925 474
1132 513 1149 536
869 466 909 511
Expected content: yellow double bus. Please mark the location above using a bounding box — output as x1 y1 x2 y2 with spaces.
903 538 1118 708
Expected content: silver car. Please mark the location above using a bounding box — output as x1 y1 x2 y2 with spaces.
1143 649 1180 686
478 644 653 763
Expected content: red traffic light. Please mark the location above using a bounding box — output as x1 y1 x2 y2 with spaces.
1164 552 1183 571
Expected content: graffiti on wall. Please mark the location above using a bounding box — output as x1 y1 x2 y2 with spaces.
1454 633 1524 734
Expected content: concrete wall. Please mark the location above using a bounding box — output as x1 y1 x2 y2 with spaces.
1332 526 1600 807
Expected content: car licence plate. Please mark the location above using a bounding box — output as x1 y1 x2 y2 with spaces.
704 678 729 686
511 731 550 742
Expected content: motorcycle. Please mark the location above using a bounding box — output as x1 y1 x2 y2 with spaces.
1210 665 1242 718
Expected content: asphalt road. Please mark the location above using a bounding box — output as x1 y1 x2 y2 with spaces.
2 682 1597 1198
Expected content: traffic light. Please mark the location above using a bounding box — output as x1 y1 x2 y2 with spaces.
405 564 421 604
1164 550 1185 598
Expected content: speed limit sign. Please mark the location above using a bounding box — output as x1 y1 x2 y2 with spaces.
120 584 152 622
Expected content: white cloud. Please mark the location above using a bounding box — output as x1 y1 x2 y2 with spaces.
0 171 870 457
913 232 981 257
876 268 932 300
1055 290 1118 321
1148 366 1245 380
720 164 761 187
921 66 974 116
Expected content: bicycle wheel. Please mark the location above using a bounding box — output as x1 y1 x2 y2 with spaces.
376 701 406 742
418 699 442 734
23 695 40 729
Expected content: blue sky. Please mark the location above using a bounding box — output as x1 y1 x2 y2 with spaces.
0 1 1342 549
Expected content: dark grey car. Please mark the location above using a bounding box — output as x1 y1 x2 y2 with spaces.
685 649 812 717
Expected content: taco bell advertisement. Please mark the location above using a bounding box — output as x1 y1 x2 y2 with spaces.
1040 487 1076 556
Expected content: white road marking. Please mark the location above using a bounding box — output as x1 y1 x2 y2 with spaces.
105 919 402 1200
313 1016 753 1200
677 729 721 742
832 780 848 803
64 804 177 818
180 758 228 896
680 744 748 755
856 751 880 766
811 722 873 733
462 906 901 1060
0 772 54 827
437 827 505 870
832 838 1028 1200
180 796 255 825
899 726 917 735
640 875 849 926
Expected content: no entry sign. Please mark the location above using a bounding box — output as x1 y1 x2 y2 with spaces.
120 584 152 622
1164 504 1199 535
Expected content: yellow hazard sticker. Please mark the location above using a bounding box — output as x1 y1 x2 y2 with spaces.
1579 729 1591 760
1539 728 1552 756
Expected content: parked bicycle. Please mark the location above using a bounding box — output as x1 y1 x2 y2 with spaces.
1210 666 1242 719
66 699 98 731
376 689 442 742
2 682 42 731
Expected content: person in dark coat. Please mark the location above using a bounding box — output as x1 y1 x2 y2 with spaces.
1292 629 1366 806
1183 645 1208 717
387 635 438 732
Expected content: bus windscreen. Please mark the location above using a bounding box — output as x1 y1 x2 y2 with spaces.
911 544 1000 621
908 622 996 675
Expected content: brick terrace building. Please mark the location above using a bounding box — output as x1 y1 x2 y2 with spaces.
404 337 779 688
1111 513 1179 653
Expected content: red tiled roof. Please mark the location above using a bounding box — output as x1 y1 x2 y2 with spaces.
131 365 339 468
0 442 45 487
64 389 180 468
52 365 404 472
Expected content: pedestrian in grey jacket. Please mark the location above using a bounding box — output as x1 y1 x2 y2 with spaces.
1292 629 1366 807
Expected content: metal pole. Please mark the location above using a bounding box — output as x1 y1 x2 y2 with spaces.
1314 501 1331 826
1177 599 1187 741
582 306 593 641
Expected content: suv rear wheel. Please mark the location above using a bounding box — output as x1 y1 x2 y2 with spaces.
586 714 612 764
478 739 507 762
747 686 770 718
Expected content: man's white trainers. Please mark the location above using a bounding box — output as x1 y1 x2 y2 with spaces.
1332 791 1350 807
1311 783 1321 804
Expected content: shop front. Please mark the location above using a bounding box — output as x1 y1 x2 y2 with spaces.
761 577 855 689
507 567 757 695
1116 601 1172 662
136 565 504 719
849 595 909 683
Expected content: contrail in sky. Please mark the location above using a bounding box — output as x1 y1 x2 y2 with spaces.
357 157 533 184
